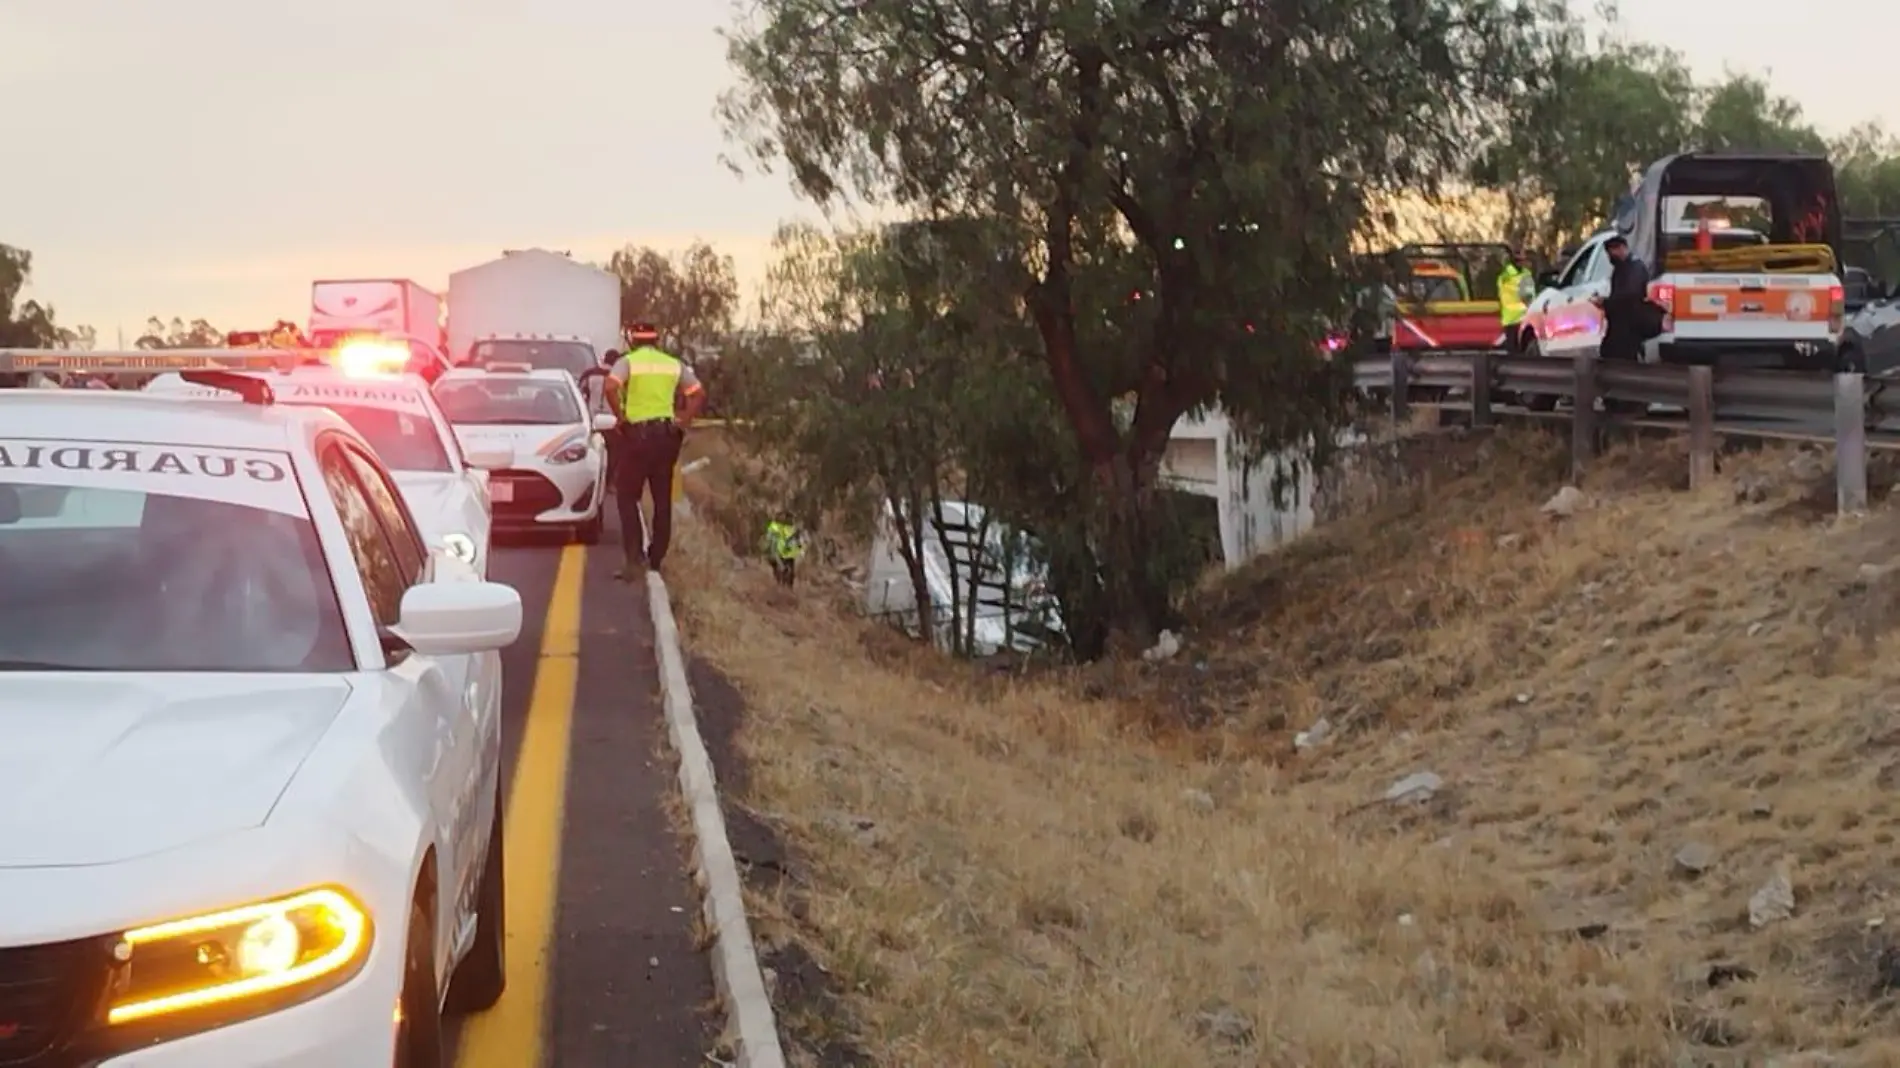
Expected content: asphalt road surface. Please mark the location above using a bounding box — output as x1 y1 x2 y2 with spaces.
445 511 715 1066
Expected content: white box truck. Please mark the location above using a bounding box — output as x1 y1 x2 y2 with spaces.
308 278 443 348
446 249 621 380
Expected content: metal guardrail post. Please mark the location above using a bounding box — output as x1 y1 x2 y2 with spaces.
1470 348 1492 427
1836 372 1869 514
1389 351 1409 423
1570 350 1598 480
1687 365 1715 489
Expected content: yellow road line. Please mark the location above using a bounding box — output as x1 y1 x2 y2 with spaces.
453 545 585 1067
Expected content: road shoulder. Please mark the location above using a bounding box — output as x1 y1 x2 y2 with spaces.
543 551 717 1065
677 645 871 1067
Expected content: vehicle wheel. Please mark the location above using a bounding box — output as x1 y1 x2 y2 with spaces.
445 799 506 1014
394 900 444 1068
577 510 604 546
1520 338 1558 412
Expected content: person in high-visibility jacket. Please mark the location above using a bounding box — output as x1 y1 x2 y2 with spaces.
1495 247 1533 347
763 519 804 588
603 323 706 580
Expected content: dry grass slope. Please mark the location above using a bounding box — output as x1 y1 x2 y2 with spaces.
672 426 1900 1067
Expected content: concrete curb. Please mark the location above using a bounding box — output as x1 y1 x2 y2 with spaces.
645 572 786 1068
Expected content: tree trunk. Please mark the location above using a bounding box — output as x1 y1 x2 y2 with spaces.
888 498 935 643
1091 456 1160 654
927 499 965 655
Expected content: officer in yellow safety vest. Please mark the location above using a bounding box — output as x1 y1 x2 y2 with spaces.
763 519 804 588
1496 247 1533 348
603 323 706 580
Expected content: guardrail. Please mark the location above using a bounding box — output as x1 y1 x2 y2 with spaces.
1353 350 1886 514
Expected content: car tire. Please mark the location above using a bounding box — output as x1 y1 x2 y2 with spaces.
444 799 506 1014
577 510 604 545
1520 337 1559 412
395 899 444 1068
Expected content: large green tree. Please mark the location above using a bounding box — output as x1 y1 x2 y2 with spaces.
1473 35 1696 246
134 316 222 350
0 244 64 349
603 242 739 355
723 0 1568 644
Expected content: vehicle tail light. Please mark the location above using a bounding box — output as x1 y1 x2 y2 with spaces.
1829 283 1845 332
1648 281 1675 334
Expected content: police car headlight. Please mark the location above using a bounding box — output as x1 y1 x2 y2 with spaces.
548 442 588 464
106 887 371 1028
441 532 479 564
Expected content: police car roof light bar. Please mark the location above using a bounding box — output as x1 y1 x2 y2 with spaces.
0 348 309 378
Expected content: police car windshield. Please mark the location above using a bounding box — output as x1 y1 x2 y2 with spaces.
434 380 580 425
0 452 353 672
319 405 453 472
466 340 595 378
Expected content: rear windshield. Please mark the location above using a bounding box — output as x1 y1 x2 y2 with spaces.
1665 228 1770 251
0 442 353 672
434 379 581 425
465 340 596 378
314 404 451 472
1394 275 1466 303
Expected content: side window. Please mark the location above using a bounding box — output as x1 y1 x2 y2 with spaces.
318 445 410 627
340 445 428 581
1582 245 1615 283
1558 244 1599 289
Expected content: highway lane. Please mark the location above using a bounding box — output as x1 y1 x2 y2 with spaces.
446 519 715 1065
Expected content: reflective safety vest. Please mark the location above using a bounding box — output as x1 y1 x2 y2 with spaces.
621 345 682 422
1497 265 1530 326
764 521 803 560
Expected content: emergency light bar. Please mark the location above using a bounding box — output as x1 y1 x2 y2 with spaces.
482 362 534 372
0 348 312 374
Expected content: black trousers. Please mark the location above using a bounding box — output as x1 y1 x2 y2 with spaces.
612 420 684 567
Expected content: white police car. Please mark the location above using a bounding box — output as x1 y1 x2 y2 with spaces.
0 349 521 1067
146 362 503 575
432 365 612 544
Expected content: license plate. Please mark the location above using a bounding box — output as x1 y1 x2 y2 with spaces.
491 481 513 503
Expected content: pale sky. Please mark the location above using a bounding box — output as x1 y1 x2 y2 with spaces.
3 0 1894 338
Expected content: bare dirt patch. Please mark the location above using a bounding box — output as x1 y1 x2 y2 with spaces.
671 425 1900 1066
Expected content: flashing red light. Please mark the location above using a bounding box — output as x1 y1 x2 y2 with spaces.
1648 281 1676 334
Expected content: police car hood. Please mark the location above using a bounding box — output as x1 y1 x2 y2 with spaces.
0 675 352 868
452 424 583 463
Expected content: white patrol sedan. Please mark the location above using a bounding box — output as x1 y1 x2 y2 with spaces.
432 365 613 543
146 365 505 575
0 354 521 1067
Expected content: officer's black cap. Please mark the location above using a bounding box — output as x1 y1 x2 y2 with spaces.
1603 233 1628 249
627 322 660 340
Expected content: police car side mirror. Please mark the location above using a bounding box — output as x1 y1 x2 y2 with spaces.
390 581 523 656
592 413 617 432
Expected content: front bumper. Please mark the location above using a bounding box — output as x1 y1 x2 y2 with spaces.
488 461 603 528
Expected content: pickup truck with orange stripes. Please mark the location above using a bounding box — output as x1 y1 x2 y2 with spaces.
1514 153 1844 384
